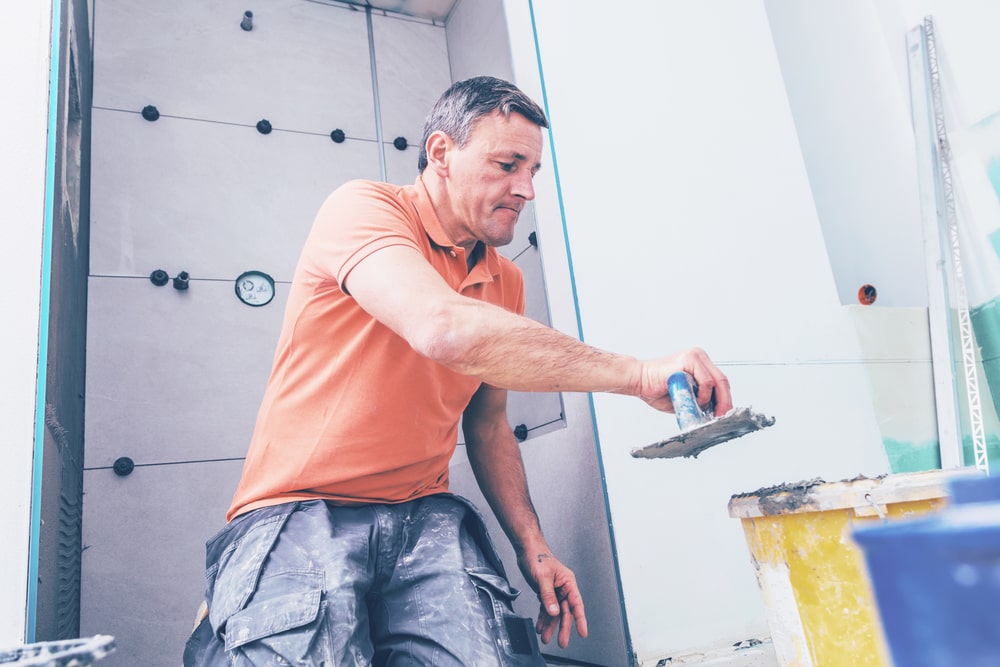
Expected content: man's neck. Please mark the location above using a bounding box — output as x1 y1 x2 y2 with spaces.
421 171 477 253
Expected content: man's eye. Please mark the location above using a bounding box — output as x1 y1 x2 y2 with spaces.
498 162 515 172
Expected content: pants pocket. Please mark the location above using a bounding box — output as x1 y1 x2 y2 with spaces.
225 570 330 665
207 509 293 632
467 568 547 667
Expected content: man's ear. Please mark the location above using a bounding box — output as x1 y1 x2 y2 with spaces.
424 130 452 174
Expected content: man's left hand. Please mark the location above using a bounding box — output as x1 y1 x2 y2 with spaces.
518 551 588 649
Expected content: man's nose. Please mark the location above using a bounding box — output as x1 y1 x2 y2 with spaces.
511 170 535 201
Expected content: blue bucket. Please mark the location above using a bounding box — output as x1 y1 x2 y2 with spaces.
949 473 1000 505
853 474 1000 667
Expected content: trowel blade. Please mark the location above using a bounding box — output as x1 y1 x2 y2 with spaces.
631 407 775 459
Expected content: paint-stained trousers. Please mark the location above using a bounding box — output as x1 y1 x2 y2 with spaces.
183 494 547 666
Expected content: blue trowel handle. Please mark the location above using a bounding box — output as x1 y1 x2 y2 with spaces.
667 372 707 431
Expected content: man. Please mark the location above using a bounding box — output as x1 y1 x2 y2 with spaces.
185 76 731 666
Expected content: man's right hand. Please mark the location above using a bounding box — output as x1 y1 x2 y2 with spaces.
635 347 732 417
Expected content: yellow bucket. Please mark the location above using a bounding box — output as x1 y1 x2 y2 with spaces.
727 469 976 667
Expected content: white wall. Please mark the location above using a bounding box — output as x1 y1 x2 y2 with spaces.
764 0 927 308
0 1 54 646
763 1 1000 313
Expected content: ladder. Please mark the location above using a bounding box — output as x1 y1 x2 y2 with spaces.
907 16 989 474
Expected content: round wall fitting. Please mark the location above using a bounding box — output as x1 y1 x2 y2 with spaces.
858 284 877 305
235 270 275 307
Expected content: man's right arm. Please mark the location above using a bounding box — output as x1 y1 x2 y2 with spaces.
342 244 731 414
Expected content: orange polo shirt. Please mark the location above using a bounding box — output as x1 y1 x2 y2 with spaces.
227 177 525 520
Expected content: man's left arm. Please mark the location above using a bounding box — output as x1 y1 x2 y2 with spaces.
463 383 588 649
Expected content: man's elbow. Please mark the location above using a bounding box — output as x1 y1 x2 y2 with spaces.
406 302 480 372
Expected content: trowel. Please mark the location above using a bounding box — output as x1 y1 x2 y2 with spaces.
631 372 775 459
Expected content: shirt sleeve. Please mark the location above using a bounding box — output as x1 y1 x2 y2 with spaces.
299 180 422 290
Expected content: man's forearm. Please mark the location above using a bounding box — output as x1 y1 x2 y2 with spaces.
465 415 549 560
423 297 643 396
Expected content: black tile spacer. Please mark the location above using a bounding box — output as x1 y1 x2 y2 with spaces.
172 271 190 290
149 269 169 286
113 457 135 476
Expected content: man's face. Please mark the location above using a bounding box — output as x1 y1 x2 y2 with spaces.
446 111 543 248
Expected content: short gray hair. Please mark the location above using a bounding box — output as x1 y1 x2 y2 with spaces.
417 76 549 173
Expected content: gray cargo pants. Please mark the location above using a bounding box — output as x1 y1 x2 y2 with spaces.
183 494 547 666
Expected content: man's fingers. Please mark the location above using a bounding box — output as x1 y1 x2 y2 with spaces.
536 605 558 644
704 369 732 415
538 581 559 617
537 589 588 649
686 349 732 416
571 594 589 640
557 599 573 648
532 564 586 648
